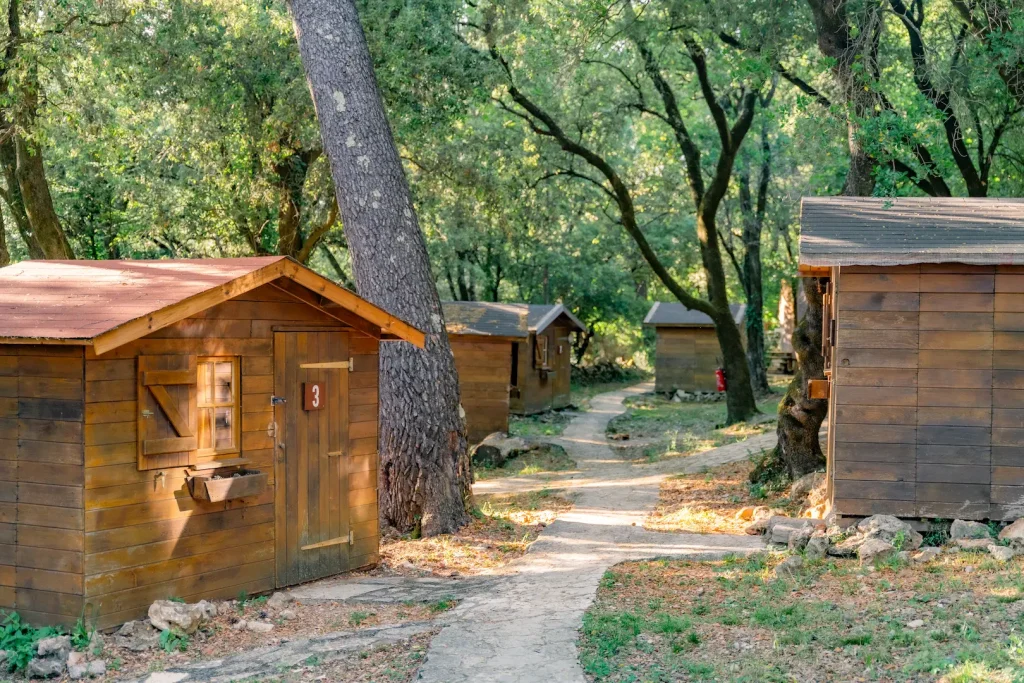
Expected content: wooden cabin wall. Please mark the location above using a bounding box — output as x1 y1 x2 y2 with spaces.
80 284 379 628
450 337 512 443
654 328 719 393
511 331 552 415
550 324 572 410
0 345 86 626
830 264 1024 521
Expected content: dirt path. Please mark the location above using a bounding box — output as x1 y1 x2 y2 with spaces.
416 382 765 683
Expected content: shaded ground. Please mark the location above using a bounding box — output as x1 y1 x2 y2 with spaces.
646 459 802 535
474 443 577 481
581 551 1024 682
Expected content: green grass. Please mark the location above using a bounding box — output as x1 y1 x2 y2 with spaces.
474 443 576 480
507 411 573 438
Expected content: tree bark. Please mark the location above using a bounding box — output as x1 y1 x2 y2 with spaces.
14 136 74 259
286 0 471 536
736 138 771 396
0 137 43 259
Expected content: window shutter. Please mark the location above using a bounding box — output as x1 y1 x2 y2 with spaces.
137 354 198 471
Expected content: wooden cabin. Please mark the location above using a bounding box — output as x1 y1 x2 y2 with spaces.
442 302 528 443
508 305 587 415
0 257 423 628
644 303 746 393
801 196 1024 524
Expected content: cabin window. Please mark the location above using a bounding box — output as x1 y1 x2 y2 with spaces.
534 335 550 369
821 279 835 375
197 357 240 454
510 343 519 387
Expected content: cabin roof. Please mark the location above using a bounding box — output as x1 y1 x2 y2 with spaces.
0 256 425 353
799 197 1024 266
643 302 746 327
442 302 529 338
523 304 587 334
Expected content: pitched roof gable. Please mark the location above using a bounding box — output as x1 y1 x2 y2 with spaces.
643 302 746 327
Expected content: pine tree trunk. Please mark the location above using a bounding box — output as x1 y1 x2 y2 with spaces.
286 0 471 536
14 136 74 259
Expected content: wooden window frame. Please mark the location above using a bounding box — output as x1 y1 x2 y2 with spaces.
534 335 550 370
196 356 241 457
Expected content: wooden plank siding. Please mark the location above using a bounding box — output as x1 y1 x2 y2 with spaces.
77 283 380 628
449 337 513 443
0 344 86 626
509 325 574 415
653 327 720 393
830 265 1024 521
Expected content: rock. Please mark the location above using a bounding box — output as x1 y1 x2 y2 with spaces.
804 532 829 561
27 657 64 679
231 620 248 631
744 518 770 535
768 517 823 545
112 620 160 652
950 519 992 540
774 555 803 579
37 635 71 659
897 551 912 563
472 433 536 468
789 471 825 502
87 661 106 678
906 619 925 629
989 545 1016 562
68 662 88 680
280 609 297 621
247 621 274 633
788 527 813 552
855 515 923 551
266 592 294 610
912 547 942 564
998 518 1024 549
0 650 6 668
67 651 87 668
955 538 992 551
858 538 896 565
148 599 214 634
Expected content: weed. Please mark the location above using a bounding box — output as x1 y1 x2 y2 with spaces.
753 603 805 629
159 629 189 653
0 612 59 672
581 611 643 657
841 632 873 646
691 601 710 616
304 654 322 666
651 613 690 634
429 597 456 613
167 596 185 603
349 611 371 626
686 631 701 645
108 658 123 672
70 615 93 652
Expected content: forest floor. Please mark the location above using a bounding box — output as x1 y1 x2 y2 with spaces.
579 551 1024 682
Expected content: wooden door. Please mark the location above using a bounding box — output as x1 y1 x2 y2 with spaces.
552 327 571 408
273 331 351 587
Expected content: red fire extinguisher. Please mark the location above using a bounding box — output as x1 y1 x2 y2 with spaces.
715 367 727 392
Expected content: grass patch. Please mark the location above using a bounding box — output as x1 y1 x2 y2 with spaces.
474 443 576 480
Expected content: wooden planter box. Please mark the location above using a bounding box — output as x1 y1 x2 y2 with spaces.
188 469 268 502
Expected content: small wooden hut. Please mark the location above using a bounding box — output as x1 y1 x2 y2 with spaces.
0 257 423 627
644 303 746 393
442 302 528 443
800 196 1024 524
509 305 587 415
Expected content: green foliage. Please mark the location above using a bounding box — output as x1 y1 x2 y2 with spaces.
159 629 190 653
348 611 371 626
70 616 93 652
428 597 457 613
0 612 60 673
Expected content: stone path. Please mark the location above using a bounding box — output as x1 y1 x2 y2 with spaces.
416 382 766 683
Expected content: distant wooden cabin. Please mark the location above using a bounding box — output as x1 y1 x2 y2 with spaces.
0 257 423 627
644 303 746 393
507 305 587 415
801 196 1024 524
442 302 528 443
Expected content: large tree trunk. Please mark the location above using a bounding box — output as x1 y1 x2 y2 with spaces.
14 137 73 259
0 138 43 259
286 0 471 536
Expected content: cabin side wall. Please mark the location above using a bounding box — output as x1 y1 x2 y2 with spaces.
0 345 86 626
550 324 573 409
830 264 1024 521
654 327 719 393
510 332 553 415
450 337 512 443
81 283 379 629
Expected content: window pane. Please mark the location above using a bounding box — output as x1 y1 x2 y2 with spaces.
198 407 214 451
215 407 234 450
214 362 233 403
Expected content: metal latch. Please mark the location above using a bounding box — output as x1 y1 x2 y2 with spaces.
141 409 154 418
271 396 287 406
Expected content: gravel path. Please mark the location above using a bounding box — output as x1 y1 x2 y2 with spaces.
416 382 766 683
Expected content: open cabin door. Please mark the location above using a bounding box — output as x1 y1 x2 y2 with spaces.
273 331 352 587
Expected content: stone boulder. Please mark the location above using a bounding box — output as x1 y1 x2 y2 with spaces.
989 545 1016 562
472 433 536 468
788 527 813 552
911 547 942 564
773 555 803 579
148 599 216 634
858 538 896 565
950 519 992 541
36 636 70 660
998 518 1024 549
767 517 824 545
804 532 830 561
27 657 64 679
856 515 923 551
112 620 160 652
266 591 294 610
955 538 993 552
789 472 825 502
27 636 71 679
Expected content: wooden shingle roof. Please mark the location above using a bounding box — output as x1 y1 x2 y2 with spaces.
0 257 424 353
800 197 1024 266
643 302 746 327
523 304 587 334
442 302 529 338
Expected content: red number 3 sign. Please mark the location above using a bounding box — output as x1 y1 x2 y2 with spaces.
303 382 323 411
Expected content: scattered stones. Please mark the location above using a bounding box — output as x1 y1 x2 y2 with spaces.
112 620 161 652
67 652 87 669
774 555 804 579
998 518 1024 549
247 620 274 633
670 390 724 403
27 656 65 679
767 517 823 545
148 599 216 634
231 620 248 631
804 532 829 561
266 592 295 610
280 609 297 621
906 619 925 629
37 636 71 659
788 527 813 552
858 538 896 565
989 545 1016 562
856 515 923 551
67 651 106 680
955 538 992 552
950 519 992 541
911 547 942 564
789 472 825 502
472 433 537 468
